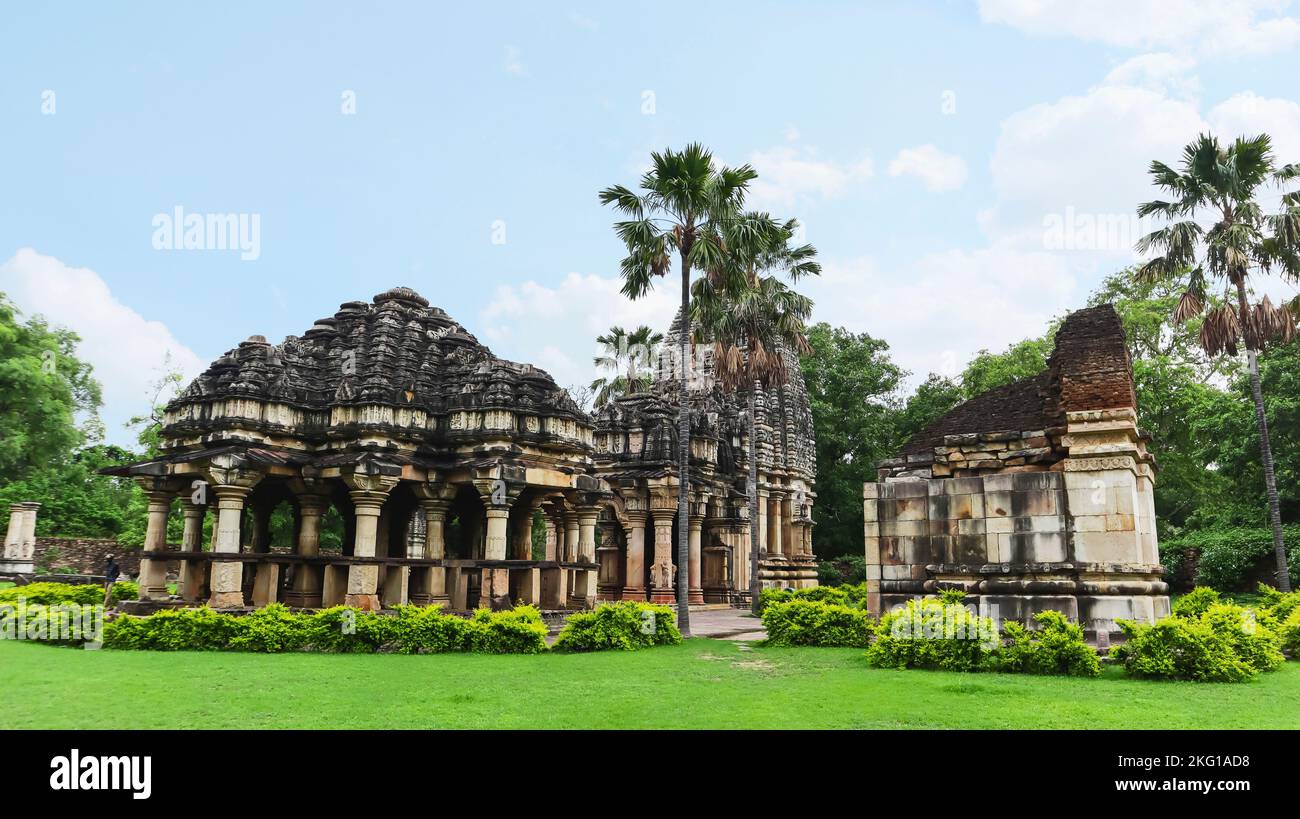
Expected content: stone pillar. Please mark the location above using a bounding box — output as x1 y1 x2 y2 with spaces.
687 509 705 605
3 504 25 559
563 513 579 562
622 512 647 600
782 495 795 557
285 494 324 608
177 499 206 602
543 519 558 560
475 479 519 610
19 502 40 560
573 505 599 603
137 490 174 600
209 485 253 608
649 509 675 604
345 487 389 611
413 496 451 607
767 493 784 557
756 490 769 556
562 510 580 598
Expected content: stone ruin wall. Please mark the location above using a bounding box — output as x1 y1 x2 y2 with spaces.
864 305 1170 635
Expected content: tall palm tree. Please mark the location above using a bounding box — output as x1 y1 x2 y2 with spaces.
589 325 663 409
1137 133 1300 591
693 214 819 614
600 144 756 635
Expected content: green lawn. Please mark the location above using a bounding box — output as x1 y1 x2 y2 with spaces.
3 639 1297 729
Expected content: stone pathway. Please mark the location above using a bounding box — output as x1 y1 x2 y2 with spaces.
685 606 767 641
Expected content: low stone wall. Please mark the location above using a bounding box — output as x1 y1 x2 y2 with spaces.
32 538 168 577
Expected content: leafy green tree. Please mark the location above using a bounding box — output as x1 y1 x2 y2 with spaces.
692 213 818 612
1136 133 1300 590
1200 339 1300 527
895 374 965 445
800 324 905 558
0 293 101 483
960 333 1055 398
600 143 755 634
589 325 663 409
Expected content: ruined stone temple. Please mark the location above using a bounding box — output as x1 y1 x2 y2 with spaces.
864 304 1170 634
102 287 817 611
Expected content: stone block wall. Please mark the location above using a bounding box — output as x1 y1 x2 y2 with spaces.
864 305 1170 635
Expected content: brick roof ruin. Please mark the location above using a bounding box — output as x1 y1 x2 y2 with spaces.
890 304 1136 472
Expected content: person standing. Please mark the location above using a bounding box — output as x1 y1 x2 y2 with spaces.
102 554 121 608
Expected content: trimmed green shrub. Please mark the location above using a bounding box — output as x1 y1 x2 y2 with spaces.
1200 602 1284 673
757 583 866 615
1256 583 1300 625
103 606 244 651
1280 608 1300 657
387 604 468 654
1111 616 1254 682
101 603 549 654
0 580 137 607
1172 586 1221 619
109 581 139 604
464 605 548 654
227 603 309 653
981 611 1101 677
553 601 681 651
762 599 874 648
0 602 99 645
0 582 103 606
304 606 398 653
866 598 999 672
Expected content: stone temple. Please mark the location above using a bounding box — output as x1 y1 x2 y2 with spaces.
105 287 818 611
864 304 1170 635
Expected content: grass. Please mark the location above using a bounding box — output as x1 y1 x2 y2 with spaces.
2 638 1298 729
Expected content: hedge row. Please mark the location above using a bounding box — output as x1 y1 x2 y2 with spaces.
761 599 874 647
1113 588 1288 683
757 583 866 615
93 600 682 655
0 580 137 606
553 601 681 651
101 603 550 654
865 598 1101 677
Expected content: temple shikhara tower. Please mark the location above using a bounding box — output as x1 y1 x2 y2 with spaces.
865 305 1170 635
105 287 818 611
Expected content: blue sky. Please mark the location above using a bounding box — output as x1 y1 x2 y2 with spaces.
3 1 1300 445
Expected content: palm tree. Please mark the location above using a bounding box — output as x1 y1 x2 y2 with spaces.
693 214 819 614
1136 133 1300 591
589 325 664 409
600 144 756 635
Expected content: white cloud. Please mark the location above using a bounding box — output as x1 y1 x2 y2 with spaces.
1102 53 1200 100
480 271 678 388
1209 92 1300 161
503 46 527 77
746 146 873 208
0 249 205 445
887 144 969 192
804 247 1075 386
978 0 1300 55
985 80 1208 258
568 11 599 30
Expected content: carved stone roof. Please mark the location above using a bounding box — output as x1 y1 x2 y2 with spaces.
161 287 590 453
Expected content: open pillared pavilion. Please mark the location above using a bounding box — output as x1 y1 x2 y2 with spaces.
104 287 819 611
